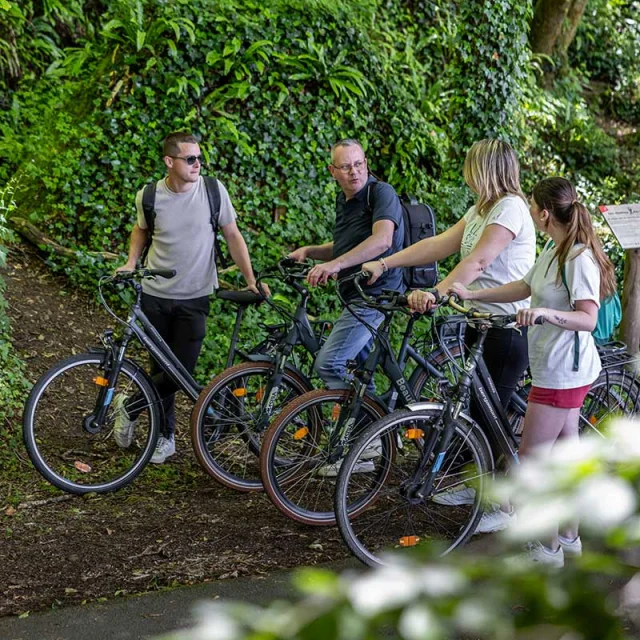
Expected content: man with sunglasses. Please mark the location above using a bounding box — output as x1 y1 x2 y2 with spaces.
289 139 405 419
115 131 268 464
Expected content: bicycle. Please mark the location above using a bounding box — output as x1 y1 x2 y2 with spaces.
189 257 336 492
22 267 265 494
259 275 468 526
334 293 640 567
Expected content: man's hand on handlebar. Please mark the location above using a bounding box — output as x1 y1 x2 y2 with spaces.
287 247 309 263
307 261 340 287
244 281 271 297
115 261 136 274
407 289 438 314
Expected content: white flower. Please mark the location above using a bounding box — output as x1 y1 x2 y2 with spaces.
417 566 467 597
575 474 636 529
399 604 441 640
348 566 420 617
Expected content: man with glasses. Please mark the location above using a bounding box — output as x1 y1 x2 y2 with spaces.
115 131 267 464
289 137 405 403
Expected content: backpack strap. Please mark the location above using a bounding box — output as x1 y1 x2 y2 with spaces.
139 182 157 266
203 175 228 270
559 264 581 372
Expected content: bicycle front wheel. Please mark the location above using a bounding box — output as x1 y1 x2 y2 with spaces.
260 388 389 526
335 406 492 567
191 361 311 492
23 352 160 494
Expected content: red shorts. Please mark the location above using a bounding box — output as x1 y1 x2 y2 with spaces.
528 384 591 409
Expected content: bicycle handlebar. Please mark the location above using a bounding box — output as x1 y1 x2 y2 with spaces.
113 268 176 282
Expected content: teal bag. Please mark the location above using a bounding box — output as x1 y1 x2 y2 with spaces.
560 265 622 370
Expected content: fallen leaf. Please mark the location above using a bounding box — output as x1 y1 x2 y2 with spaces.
65 588 77 595
5 506 16 516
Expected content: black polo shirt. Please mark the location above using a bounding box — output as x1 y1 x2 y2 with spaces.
333 175 405 301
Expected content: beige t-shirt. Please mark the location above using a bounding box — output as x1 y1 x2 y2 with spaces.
461 195 535 315
136 176 236 299
523 242 601 389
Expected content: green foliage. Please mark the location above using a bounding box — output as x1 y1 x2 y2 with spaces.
0 178 31 478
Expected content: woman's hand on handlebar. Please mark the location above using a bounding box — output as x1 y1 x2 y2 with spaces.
516 307 548 327
447 282 474 300
362 260 383 285
407 289 438 314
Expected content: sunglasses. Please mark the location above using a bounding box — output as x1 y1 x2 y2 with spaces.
168 154 204 165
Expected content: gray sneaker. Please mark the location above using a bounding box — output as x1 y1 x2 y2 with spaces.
151 436 176 464
432 485 476 506
558 534 582 557
112 394 137 448
316 459 375 478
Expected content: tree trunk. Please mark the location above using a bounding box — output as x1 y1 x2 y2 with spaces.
529 0 572 56
557 0 589 59
621 249 640 357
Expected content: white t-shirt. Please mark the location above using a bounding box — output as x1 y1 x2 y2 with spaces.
461 196 535 315
523 242 602 389
136 177 237 299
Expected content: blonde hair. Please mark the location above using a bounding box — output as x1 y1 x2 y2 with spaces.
532 177 616 300
463 139 527 216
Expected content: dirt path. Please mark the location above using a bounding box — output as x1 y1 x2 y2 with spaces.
0 244 346 617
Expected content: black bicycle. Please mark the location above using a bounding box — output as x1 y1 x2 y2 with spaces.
334 294 640 566
22 267 265 494
259 275 467 526
189 258 334 492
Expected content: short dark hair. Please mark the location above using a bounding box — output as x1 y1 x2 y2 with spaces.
163 131 199 157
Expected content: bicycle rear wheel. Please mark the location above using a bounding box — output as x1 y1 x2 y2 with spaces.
23 352 160 494
335 406 491 567
260 388 389 526
191 361 311 492
580 370 640 436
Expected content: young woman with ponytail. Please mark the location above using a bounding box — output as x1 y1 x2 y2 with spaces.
450 177 616 568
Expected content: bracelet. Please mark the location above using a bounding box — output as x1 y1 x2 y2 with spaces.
378 257 388 273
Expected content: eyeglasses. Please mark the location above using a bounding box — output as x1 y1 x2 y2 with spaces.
168 155 204 165
332 160 366 174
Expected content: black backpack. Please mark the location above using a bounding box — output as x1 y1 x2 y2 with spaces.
366 182 438 289
139 175 228 269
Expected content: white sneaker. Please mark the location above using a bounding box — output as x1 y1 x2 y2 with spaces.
359 438 382 460
432 485 476 506
150 436 176 464
474 507 516 535
558 534 582 557
523 541 565 568
112 394 137 448
316 459 375 478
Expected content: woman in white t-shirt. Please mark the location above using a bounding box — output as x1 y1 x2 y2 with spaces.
363 139 535 414
450 177 617 567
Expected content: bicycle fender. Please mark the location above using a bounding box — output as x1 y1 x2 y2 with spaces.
244 354 314 390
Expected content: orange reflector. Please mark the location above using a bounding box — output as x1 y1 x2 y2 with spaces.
589 415 598 425
331 404 341 420
405 429 424 439
232 388 247 397
255 387 265 402
93 376 108 387
293 427 309 440
74 461 92 473
399 535 420 547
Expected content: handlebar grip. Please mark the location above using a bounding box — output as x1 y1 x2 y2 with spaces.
279 257 298 269
148 269 176 279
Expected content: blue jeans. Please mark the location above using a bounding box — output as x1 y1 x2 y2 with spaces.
313 306 384 389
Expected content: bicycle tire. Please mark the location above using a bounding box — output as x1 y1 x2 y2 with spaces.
335 405 492 567
191 360 311 492
260 388 389 526
580 370 640 436
23 352 161 494
408 341 464 401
